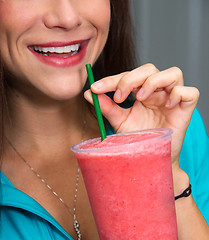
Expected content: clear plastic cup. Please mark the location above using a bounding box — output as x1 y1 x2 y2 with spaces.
72 128 178 240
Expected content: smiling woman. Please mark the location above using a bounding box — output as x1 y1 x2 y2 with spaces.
0 0 209 240
0 1 137 239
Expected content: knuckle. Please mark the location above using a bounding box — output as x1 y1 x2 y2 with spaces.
193 87 200 99
119 74 130 87
172 85 180 94
171 67 183 79
144 63 158 73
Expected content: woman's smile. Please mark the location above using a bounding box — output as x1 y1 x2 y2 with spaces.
28 40 89 67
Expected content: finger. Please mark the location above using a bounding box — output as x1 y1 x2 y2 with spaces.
114 63 159 103
166 86 199 109
84 89 94 105
139 90 169 108
90 72 128 94
91 63 159 103
136 67 184 101
84 90 129 132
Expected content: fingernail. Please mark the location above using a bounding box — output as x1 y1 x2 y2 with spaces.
137 88 144 99
91 81 103 89
114 89 121 102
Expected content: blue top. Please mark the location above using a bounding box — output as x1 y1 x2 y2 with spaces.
1 108 209 240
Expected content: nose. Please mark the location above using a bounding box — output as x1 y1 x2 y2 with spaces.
43 0 82 30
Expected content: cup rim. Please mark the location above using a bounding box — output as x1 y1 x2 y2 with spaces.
71 128 173 153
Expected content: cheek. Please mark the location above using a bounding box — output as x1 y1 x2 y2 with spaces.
0 2 12 24
0 1 39 73
0 1 38 31
0 2 15 58
81 0 111 31
94 1 111 30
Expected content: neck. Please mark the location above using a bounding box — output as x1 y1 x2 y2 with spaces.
4 88 99 154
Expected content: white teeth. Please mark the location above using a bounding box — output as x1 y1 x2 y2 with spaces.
33 44 80 53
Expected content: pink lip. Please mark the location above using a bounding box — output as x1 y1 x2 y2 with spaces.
28 40 89 68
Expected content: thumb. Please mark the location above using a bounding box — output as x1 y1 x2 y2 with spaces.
84 90 129 132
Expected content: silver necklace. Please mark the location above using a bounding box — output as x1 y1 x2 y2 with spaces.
5 121 86 240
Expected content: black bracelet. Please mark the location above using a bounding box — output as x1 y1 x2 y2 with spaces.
175 184 192 200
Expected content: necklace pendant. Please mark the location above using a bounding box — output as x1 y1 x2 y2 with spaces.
74 216 82 240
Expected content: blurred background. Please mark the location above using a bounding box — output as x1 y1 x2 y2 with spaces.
131 0 209 133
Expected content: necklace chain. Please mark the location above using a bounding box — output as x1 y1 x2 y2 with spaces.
5 120 86 240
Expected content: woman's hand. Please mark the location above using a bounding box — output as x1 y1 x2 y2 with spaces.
84 63 199 165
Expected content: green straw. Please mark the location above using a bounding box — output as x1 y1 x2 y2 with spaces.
86 64 106 141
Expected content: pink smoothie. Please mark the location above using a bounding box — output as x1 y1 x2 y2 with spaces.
72 129 178 240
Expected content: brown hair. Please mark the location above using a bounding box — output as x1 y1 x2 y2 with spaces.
93 0 137 79
0 0 138 158
0 58 5 162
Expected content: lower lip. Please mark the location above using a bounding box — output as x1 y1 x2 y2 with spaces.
29 41 88 68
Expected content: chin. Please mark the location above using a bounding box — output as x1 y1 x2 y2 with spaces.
44 85 84 101
35 71 87 101
49 93 81 101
